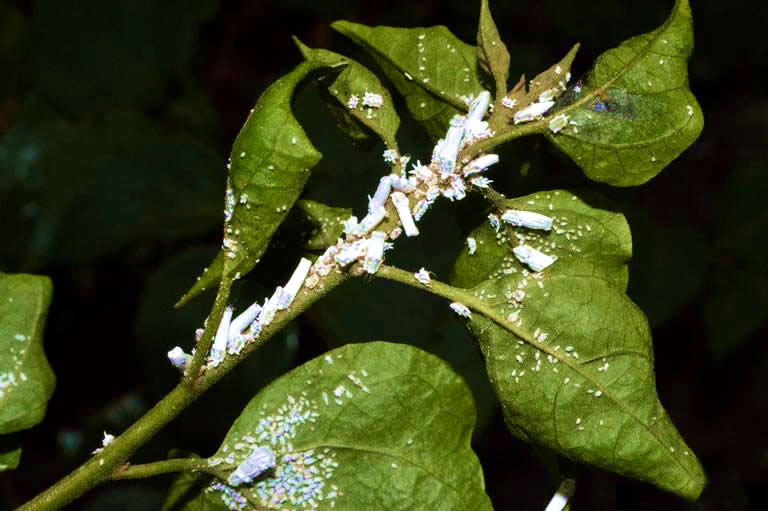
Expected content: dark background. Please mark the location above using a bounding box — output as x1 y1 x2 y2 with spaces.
1 0 766 509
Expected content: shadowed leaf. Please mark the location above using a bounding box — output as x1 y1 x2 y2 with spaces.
294 38 400 150
332 21 485 141
296 200 352 251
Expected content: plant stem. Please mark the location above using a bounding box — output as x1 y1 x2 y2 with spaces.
18 270 349 511
375 264 528 340
108 458 229 481
184 275 234 382
459 120 544 162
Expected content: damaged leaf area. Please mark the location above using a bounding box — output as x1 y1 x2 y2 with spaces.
169 342 491 510
546 0 702 186
451 190 706 500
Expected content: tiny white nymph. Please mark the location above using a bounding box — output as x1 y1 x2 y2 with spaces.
513 245 555 272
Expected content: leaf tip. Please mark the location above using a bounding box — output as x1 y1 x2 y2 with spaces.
291 35 310 57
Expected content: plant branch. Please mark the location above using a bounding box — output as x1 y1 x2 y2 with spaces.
459 120 545 162
108 458 230 481
184 274 234 382
18 270 349 511
375 264 528 340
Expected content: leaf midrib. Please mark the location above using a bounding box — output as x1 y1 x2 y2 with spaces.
464 277 699 481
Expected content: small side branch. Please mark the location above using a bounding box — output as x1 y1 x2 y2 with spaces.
184 277 234 382
109 458 230 481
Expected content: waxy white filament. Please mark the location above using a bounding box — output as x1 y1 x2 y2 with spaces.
210 306 233 366
513 245 555 272
391 192 419 237
279 257 312 310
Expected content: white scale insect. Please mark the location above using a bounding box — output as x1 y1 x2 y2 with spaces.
167 346 191 369
227 446 276 486
544 479 576 511
391 192 419 237
513 101 555 124
414 268 431 285
449 302 472 318
513 245 555 272
501 209 553 230
467 237 477 255
364 232 386 274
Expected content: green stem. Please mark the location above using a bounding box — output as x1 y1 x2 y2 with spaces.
108 458 226 481
375 265 528 340
18 270 349 511
459 120 545 162
184 276 234 382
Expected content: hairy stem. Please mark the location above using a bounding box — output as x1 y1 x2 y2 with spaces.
18 270 349 511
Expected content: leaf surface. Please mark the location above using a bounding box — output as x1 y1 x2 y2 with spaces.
547 0 702 186
294 38 400 149
332 21 484 141
296 200 352 251
0 273 55 472
476 0 510 97
451 190 706 500
171 342 491 510
178 61 327 306
0 444 21 472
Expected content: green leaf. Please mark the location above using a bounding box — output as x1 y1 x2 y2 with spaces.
0 273 55 436
177 61 328 306
294 38 400 150
176 342 491 510
332 21 485 141
477 0 510 97
296 200 352 251
451 190 706 500
0 443 22 472
491 44 580 133
546 0 703 186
